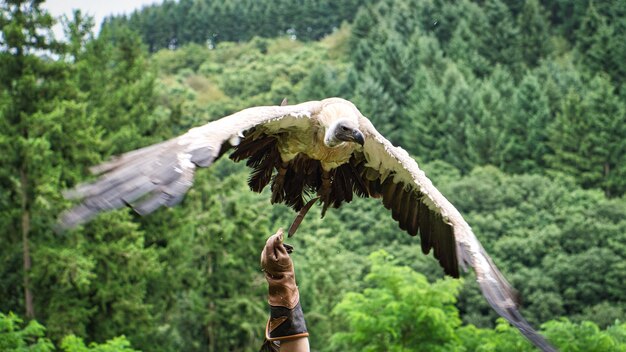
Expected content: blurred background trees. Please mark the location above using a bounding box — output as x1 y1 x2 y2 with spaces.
1 0 625 350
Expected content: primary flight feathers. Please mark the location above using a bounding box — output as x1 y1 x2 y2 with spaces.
60 98 556 352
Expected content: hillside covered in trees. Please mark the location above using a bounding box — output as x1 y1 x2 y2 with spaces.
1 0 626 351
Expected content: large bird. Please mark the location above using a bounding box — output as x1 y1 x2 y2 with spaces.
60 98 556 351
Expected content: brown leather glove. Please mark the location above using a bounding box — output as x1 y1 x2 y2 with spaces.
260 229 308 351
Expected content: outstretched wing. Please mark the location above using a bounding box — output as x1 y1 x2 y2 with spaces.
357 117 556 352
59 101 324 229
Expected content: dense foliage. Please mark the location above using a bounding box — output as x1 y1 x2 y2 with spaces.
1 0 625 351
102 0 373 51
330 251 626 352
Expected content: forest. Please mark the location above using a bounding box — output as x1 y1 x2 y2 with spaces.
1 0 625 351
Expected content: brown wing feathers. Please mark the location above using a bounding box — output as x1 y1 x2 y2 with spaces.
418 201 431 255
230 132 281 193
231 132 370 214
230 133 461 278
281 155 322 209
375 171 460 278
230 131 322 211
406 196 417 235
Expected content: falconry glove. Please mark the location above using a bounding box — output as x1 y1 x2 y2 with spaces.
260 229 308 351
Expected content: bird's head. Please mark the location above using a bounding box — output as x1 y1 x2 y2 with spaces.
319 98 366 148
324 119 365 147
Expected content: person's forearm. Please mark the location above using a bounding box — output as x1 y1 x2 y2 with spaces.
261 230 310 352
280 337 310 352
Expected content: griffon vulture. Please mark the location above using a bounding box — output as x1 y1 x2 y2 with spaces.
60 98 556 352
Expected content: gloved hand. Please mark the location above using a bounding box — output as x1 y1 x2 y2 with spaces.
260 229 308 351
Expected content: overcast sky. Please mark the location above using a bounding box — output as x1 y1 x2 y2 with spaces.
43 0 163 37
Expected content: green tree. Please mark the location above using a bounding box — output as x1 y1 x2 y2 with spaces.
61 335 139 352
297 64 341 101
103 0 372 51
135 162 274 352
0 311 139 352
542 319 626 352
576 4 612 73
76 25 159 153
445 2 491 78
349 7 377 71
403 60 479 172
445 166 626 327
331 250 464 351
1 6 170 348
499 73 552 174
403 68 451 164
465 84 499 166
34 213 162 345
290 218 367 350
479 0 521 70
546 75 626 196
574 2 626 87
0 0 99 320
328 249 626 352
517 0 552 67
353 74 400 142
440 63 475 172
0 312 53 351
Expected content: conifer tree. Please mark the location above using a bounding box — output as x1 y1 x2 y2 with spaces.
575 2 605 62
547 75 626 196
135 167 272 352
579 16 614 79
77 25 158 153
353 75 399 142
448 19 491 77
350 6 376 42
518 0 552 68
403 69 447 161
445 2 491 77
297 64 341 101
499 73 551 174
1 6 167 346
466 79 506 166
479 0 521 70
440 64 475 172
0 0 94 320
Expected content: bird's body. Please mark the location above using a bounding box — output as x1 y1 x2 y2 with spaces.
264 98 362 170
60 98 556 352
273 120 351 169
289 131 356 170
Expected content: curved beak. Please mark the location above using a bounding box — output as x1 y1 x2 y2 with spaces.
335 127 366 146
352 129 365 146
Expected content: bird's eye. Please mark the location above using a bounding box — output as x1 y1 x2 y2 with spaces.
340 125 349 131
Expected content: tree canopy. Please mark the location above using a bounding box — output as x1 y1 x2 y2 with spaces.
1 0 625 351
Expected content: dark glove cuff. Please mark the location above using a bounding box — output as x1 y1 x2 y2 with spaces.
265 300 309 341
